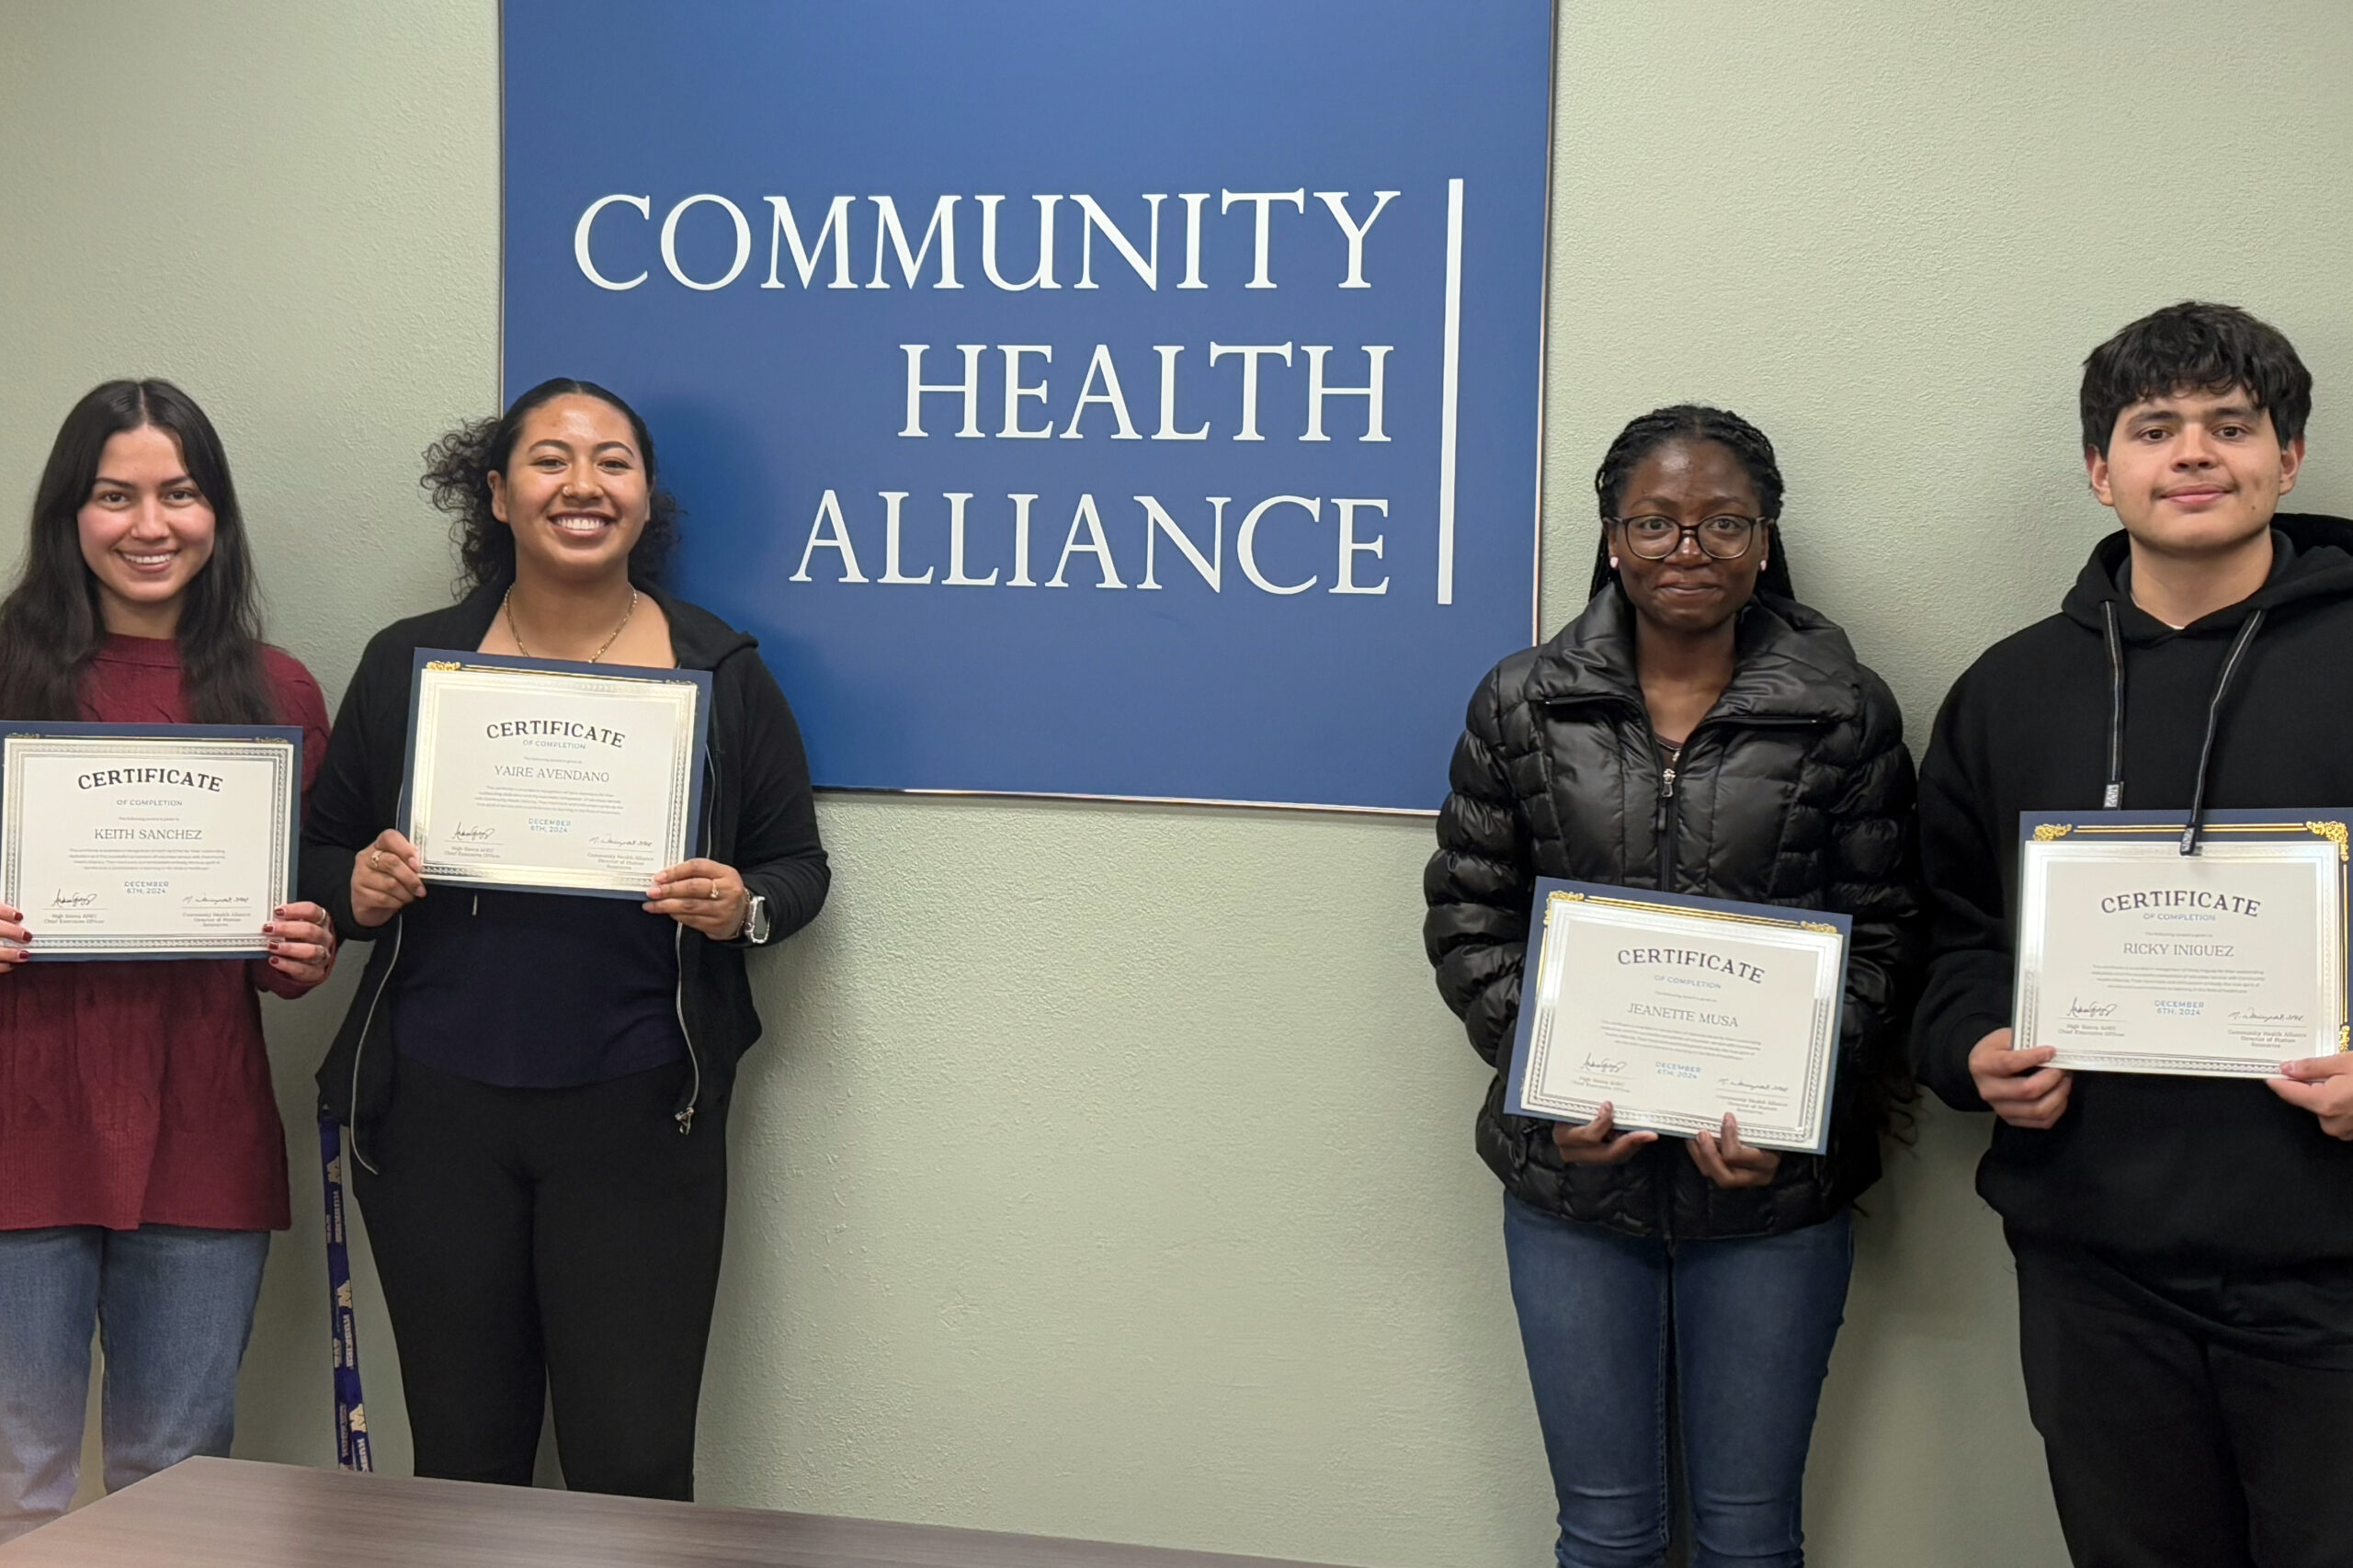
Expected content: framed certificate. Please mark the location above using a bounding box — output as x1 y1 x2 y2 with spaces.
0 722 302 960
2015 811 2350 1075
400 651 711 898
1505 879 1852 1154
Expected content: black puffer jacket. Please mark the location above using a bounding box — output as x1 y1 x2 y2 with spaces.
1423 586 1926 1239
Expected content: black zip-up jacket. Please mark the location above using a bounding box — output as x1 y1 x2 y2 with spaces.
1915 515 2353 1266
1424 586 1925 1240
301 583 829 1169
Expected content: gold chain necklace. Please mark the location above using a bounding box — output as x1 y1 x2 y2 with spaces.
504 585 639 664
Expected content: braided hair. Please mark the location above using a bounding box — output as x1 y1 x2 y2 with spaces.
1586 404 1916 1140
1587 404 1794 601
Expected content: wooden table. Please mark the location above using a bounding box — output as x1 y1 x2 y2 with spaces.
0 1458 1344 1568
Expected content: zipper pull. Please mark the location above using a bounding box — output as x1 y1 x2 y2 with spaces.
1653 766 1677 836
676 1108 695 1135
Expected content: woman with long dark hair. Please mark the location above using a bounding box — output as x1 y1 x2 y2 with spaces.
1424 406 1924 1568
0 380 335 1543
301 377 829 1500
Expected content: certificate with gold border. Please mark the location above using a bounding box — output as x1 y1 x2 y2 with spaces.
1504 879 1852 1155
0 722 301 960
2015 811 2350 1075
400 650 710 899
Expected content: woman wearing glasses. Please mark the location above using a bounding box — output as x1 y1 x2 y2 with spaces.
1423 405 1923 1568
301 378 828 1501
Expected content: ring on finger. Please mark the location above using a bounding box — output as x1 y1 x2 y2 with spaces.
369 849 385 870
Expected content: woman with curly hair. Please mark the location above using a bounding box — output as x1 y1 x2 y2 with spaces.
0 380 335 1542
1424 405 1924 1568
299 378 829 1499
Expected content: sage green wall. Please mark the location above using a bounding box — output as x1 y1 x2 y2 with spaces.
6 4 2352 1565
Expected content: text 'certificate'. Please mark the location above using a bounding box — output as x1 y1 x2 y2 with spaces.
1 724 301 959
1505 880 1851 1154
402 653 710 898
2016 812 2350 1075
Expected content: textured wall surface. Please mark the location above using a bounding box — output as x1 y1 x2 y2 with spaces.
6 4 2352 1565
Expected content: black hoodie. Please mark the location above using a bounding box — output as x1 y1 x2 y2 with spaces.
1915 514 2353 1266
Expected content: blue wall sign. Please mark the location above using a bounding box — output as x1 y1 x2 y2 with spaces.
503 0 1552 812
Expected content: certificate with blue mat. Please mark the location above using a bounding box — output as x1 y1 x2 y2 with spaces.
0 722 301 959
1505 879 1851 1155
2015 811 2349 1076
400 651 710 899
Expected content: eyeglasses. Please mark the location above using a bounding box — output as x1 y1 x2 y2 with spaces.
1608 515 1764 561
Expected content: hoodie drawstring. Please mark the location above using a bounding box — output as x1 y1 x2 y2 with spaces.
2100 601 2125 810
2101 599 2268 855
2179 609 2265 855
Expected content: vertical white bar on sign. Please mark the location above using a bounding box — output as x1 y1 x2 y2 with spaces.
1437 177 1464 607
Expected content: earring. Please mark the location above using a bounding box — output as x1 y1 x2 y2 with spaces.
1608 556 1620 569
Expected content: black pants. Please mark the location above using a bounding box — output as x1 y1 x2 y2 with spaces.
2015 1237 2353 1568
352 1056 727 1500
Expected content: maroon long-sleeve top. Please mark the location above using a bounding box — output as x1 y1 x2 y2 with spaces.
0 634 331 1233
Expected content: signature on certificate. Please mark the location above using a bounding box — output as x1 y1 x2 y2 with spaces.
449 823 497 845
50 889 99 908
2063 997 2120 1019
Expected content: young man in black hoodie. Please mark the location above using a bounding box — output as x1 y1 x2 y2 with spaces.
1915 301 2353 1568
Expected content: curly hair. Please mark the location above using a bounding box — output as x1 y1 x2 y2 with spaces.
423 377 681 594
1586 403 1796 601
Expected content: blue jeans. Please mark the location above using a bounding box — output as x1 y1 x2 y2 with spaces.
1502 1195 1853 1568
0 1225 269 1544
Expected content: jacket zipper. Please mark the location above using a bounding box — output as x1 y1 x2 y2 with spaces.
1646 713 1825 894
1540 693 1825 890
344 915 404 1176
672 743 719 1134
672 926 696 1134
1652 734 1682 892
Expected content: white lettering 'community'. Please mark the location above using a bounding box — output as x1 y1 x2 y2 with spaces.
572 183 1468 605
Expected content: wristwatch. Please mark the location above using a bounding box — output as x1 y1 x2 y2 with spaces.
740 892 771 945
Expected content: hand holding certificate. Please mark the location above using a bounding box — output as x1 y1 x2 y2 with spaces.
400 651 710 899
0 723 302 960
2013 811 2350 1076
1506 879 1852 1155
